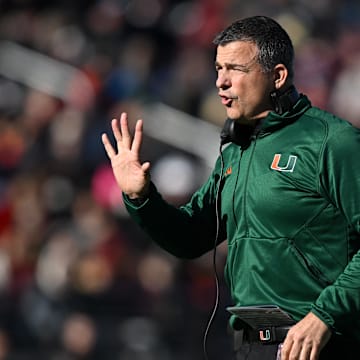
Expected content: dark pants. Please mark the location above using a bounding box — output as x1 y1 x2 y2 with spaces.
234 342 279 360
318 335 358 359
233 329 279 360
233 328 358 360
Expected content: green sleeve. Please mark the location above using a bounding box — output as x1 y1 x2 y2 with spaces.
312 124 360 338
123 161 225 259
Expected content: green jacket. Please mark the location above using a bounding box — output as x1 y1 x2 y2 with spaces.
124 95 360 340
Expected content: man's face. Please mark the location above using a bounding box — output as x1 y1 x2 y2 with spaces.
215 41 275 124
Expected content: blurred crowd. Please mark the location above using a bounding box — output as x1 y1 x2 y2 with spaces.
0 0 359 359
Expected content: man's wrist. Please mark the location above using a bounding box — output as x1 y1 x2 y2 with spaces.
128 197 147 206
124 182 154 206
127 195 147 206
126 189 150 206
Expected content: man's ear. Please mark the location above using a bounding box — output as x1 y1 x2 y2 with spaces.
273 64 288 90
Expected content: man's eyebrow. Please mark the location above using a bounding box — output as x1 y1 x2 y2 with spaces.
215 62 252 72
215 61 242 67
215 56 258 69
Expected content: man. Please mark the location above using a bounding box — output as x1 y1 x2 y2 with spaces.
102 16 360 360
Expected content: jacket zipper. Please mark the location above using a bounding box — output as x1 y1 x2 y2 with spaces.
232 150 243 232
243 138 257 237
288 239 332 287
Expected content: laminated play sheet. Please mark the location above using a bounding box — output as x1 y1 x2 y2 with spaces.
227 305 296 329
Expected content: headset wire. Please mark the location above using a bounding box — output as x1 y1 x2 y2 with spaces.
203 143 226 360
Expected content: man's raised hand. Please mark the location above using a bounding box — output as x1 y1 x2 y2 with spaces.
101 113 150 199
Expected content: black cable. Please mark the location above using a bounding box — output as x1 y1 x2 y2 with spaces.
203 143 226 360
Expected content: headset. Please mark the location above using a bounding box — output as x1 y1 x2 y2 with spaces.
220 85 299 146
220 119 254 148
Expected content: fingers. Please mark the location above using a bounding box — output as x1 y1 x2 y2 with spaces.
101 133 116 159
309 346 320 360
299 342 312 360
131 119 144 154
141 161 151 173
110 113 131 148
281 338 320 360
103 113 144 159
281 338 292 360
119 113 132 149
111 117 122 142
110 113 143 150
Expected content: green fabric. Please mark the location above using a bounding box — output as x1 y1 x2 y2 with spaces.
124 95 360 340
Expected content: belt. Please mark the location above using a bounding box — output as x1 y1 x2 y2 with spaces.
233 325 291 349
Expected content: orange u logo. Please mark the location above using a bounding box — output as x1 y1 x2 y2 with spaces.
271 154 297 172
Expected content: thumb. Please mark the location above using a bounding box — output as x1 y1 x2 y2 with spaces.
142 162 151 173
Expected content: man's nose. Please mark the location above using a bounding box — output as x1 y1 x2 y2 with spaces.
216 71 230 89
